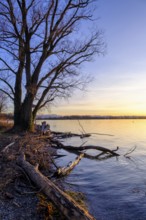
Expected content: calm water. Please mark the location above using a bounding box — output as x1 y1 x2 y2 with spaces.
44 119 146 220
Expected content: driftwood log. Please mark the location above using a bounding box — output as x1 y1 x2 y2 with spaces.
54 153 84 177
17 154 95 220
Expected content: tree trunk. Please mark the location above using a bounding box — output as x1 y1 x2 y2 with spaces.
13 80 22 127
13 93 35 131
20 94 34 131
13 103 21 128
13 39 25 128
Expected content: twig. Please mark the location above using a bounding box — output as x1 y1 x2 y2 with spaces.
91 133 114 137
113 146 119 152
50 156 59 169
78 120 86 134
80 141 87 147
78 121 114 137
17 187 44 195
52 154 67 158
124 146 137 157
2 142 15 153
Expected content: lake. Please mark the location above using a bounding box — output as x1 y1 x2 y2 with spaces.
42 119 146 220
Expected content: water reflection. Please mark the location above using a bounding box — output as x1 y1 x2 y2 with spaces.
40 119 146 219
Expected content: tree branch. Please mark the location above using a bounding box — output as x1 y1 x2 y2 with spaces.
0 58 16 74
0 88 14 101
0 77 15 95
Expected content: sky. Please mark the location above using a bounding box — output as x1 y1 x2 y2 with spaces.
49 0 146 116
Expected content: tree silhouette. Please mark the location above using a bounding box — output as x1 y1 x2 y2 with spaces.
0 0 104 131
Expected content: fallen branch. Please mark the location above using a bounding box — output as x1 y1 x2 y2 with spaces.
52 131 91 139
54 153 84 177
80 134 91 138
52 130 114 139
50 139 119 156
17 154 95 220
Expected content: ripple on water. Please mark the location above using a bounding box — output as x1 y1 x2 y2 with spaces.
52 119 146 220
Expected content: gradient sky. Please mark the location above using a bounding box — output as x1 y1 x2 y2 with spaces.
50 0 146 116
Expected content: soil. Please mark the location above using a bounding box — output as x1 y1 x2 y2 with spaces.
0 121 89 220
0 122 61 220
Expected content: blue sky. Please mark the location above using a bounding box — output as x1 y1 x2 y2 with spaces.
50 0 146 116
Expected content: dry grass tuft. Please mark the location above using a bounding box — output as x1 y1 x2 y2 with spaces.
37 193 62 220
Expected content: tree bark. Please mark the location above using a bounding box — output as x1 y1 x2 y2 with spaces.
20 94 34 131
13 93 35 131
13 80 22 127
17 154 95 220
13 36 25 127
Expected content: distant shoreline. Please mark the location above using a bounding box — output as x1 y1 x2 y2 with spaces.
36 116 146 120
1 113 146 121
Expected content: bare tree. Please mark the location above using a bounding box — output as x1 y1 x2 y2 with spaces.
0 0 104 131
0 91 7 113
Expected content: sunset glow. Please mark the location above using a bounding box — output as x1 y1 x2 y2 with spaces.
50 0 146 116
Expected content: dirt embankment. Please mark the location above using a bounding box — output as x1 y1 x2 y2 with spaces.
0 120 91 220
0 122 62 220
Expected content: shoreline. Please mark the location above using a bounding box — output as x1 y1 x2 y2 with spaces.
0 122 93 220
36 116 146 120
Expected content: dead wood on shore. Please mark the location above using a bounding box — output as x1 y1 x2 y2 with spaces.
48 138 119 178
17 154 95 220
54 153 84 177
0 123 137 220
52 130 114 139
50 139 119 157
52 131 91 139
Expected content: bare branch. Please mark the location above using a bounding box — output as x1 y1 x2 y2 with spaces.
0 77 15 95
0 88 14 101
0 58 16 74
0 0 104 129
